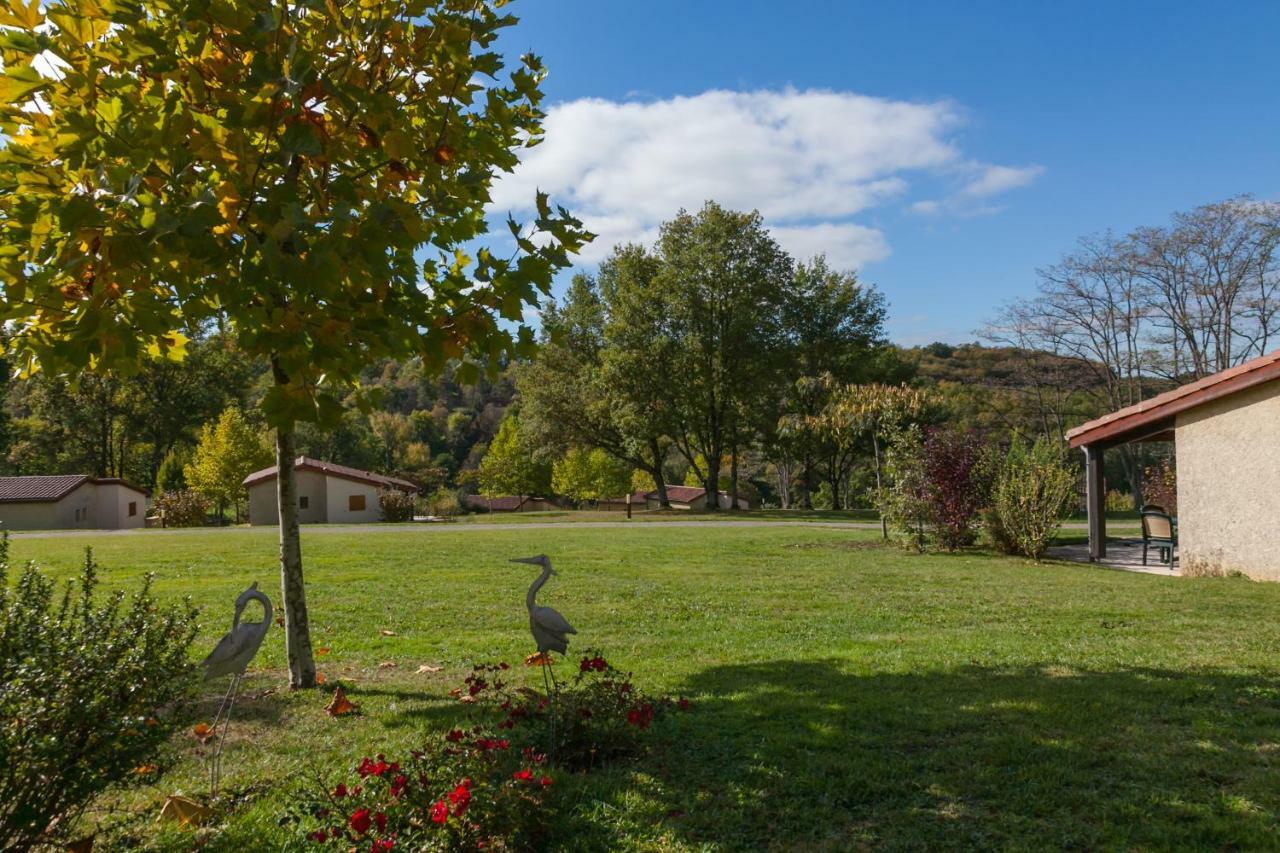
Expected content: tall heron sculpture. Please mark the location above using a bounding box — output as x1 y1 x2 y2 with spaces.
201 582 272 797
511 555 576 761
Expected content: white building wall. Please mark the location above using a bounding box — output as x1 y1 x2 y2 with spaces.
1176 380 1280 579
0 482 146 530
324 477 385 523
247 470 330 525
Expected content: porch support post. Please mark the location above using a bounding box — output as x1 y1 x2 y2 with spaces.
1084 443 1107 561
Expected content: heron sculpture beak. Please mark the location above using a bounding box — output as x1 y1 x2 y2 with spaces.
510 555 546 566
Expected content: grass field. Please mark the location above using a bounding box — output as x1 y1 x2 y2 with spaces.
11 523 1279 850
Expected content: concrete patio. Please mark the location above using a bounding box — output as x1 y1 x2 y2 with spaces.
1049 538 1179 577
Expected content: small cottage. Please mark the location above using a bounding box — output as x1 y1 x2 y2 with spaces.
243 457 418 525
1067 348 1280 579
0 475 149 530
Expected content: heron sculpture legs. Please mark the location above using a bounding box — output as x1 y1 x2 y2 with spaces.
206 672 244 798
540 661 558 767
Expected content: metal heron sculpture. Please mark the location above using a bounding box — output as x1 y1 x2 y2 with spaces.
201 581 272 797
511 555 576 762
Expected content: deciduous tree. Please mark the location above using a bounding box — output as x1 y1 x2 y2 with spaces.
0 0 587 686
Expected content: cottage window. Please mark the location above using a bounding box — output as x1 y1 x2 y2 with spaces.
348 494 366 512
299 496 309 510
128 501 137 517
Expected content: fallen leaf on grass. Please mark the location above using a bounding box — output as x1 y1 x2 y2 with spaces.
191 722 215 744
416 664 442 674
524 651 553 667
325 686 358 717
380 629 397 637
315 673 326 685
378 661 397 669
316 647 330 656
275 616 284 627
134 764 159 775
157 795 213 827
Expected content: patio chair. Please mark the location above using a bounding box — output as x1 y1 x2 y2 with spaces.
1141 510 1176 566
1140 503 1166 514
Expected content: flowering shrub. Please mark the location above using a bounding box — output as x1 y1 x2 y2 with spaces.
153 489 210 527
458 650 689 771
0 539 198 850
288 727 552 851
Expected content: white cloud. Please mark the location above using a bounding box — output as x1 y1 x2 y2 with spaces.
491 88 1041 268
770 223 891 271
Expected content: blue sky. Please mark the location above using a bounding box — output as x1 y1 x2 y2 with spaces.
491 1 1280 345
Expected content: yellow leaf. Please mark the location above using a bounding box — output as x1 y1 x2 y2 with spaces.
380 629 396 637
378 661 396 669
316 647 330 656
416 664 442 674
524 651 553 667
215 180 240 224
192 722 215 743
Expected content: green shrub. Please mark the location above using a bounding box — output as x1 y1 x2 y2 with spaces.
427 487 463 518
0 539 199 850
378 489 417 522
153 489 210 527
872 424 930 552
988 439 1077 559
1105 489 1131 513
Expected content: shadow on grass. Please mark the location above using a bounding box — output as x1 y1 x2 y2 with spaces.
559 660 1280 850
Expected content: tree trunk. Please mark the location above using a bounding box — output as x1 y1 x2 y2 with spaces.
704 452 721 512
276 425 317 689
872 430 887 540
649 439 671 508
729 445 740 511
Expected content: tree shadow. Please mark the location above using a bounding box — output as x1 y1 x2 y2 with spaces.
557 661 1280 850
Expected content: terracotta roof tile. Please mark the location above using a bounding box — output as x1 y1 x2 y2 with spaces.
243 457 418 491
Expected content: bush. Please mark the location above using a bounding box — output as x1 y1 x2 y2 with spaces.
1105 489 1131 513
1142 458 1177 514
427 487 463 518
458 651 689 772
988 438 1077 559
873 425 931 551
921 428 990 550
287 730 553 851
378 489 417 523
0 539 199 850
153 489 210 527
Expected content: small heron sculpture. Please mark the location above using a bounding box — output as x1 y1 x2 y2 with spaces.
201 582 272 797
511 555 576 762
511 554 577 659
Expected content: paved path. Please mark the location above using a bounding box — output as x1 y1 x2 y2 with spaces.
8 518 1113 540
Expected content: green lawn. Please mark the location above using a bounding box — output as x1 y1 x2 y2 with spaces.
11 525 1280 850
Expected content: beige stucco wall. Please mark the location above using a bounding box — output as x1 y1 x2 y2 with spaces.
94 482 147 529
247 470 329 525
0 482 147 530
324 477 385 524
1176 380 1280 580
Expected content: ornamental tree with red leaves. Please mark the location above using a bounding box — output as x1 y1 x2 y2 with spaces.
922 428 992 551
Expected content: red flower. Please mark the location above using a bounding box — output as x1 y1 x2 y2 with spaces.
390 774 409 798
308 830 328 842
512 768 534 782
446 729 465 743
350 808 372 835
431 799 449 824
371 840 394 852
333 783 348 798
677 697 691 711
448 781 472 815
374 812 387 832
539 775 553 788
